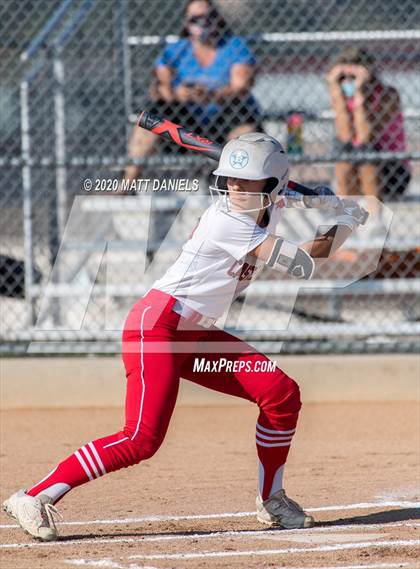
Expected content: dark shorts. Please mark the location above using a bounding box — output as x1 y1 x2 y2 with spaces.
147 97 262 148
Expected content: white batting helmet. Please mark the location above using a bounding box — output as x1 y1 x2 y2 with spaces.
210 132 290 211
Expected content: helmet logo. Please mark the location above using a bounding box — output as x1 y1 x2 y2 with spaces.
229 149 249 169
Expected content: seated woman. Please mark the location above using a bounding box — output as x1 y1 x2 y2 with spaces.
327 47 410 217
124 0 261 183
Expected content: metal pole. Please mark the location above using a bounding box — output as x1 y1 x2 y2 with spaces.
50 52 67 326
18 0 93 332
20 0 75 61
53 53 67 242
20 80 35 325
116 0 133 149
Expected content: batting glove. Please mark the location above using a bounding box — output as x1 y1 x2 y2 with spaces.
304 186 342 209
284 186 341 209
335 199 369 230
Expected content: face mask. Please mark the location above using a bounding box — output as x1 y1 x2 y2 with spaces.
187 15 213 42
341 81 355 99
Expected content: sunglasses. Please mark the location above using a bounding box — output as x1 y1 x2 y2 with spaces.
187 14 210 24
339 74 355 82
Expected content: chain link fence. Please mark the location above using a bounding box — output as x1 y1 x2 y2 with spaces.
1 0 419 354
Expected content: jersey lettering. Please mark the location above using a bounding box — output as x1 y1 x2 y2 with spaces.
228 259 257 281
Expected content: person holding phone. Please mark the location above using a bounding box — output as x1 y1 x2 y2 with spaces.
124 0 261 183
327 47 410 225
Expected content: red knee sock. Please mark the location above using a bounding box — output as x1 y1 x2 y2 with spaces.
26 432 132 504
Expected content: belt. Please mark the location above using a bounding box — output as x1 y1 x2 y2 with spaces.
172 300 216 329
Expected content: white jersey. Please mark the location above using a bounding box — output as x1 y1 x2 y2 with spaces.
153 200 284 319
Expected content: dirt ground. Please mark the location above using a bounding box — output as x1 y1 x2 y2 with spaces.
0 402 419 569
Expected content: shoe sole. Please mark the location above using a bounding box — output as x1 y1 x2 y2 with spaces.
256 514 282 527
3 503 57 542
256 513 315 529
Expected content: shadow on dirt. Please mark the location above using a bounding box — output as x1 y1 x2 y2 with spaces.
319 507 420 526
57 528 263 541
57 508 419 541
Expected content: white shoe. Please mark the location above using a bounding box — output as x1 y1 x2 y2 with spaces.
256 489 314 529
3 490 62 541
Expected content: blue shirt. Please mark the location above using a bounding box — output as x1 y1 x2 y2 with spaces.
154 36 258 120
155 36 256 90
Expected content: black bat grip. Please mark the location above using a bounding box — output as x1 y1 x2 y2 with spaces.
287 180 318 197
137 110 161 131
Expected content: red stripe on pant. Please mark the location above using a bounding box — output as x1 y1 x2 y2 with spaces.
27 289 301 503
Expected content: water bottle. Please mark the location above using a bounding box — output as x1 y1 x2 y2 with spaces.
286 112 304 155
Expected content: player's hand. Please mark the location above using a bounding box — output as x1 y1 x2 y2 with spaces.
284 186 340 210
335 199 369 229
304 186 341 209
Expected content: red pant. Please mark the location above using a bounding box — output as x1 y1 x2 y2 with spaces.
28 289 301 501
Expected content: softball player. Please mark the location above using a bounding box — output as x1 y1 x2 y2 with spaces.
3 133 367 540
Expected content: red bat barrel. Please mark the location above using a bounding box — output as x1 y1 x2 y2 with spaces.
138 110 222 161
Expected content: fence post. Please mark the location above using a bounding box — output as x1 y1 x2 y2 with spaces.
53 52 67 246
20 80 36 326
116 0 133 149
